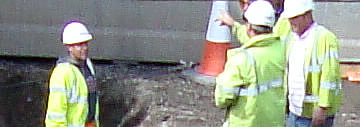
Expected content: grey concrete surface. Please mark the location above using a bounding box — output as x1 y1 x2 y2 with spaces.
0 1 359 62
181 68 216 86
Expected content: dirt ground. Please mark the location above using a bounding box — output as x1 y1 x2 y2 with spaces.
0 57 359 127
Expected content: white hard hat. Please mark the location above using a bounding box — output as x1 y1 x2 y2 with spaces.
282 0 314 18
62 21 93 45
244 0 275 27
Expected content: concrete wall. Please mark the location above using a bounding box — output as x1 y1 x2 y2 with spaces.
0 1 359 62
0 0 211 62
312 2 360 59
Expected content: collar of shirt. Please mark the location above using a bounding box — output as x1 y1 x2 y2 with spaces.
295 22 317 40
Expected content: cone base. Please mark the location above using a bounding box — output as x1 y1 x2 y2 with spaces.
197 40 231 76
85 121 95 127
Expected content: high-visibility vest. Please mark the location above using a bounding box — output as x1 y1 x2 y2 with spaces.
45 61 100 127
285 24 343 118
215 33 286 127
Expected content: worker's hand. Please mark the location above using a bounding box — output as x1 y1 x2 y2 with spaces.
216 11 235 27
311 107 327 127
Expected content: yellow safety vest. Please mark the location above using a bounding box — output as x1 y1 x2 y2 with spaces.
45 60 100 127
285 24 343 118
215 33 286 127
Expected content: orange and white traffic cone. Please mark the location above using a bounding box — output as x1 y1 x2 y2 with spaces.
197 1 231 76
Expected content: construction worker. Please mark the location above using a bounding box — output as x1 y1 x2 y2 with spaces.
282 0 342 127
215 1 286 127
45 21 100 127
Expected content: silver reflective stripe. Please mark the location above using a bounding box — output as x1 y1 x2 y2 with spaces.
49 87 66 93
320 82 339 90
219 86 240 95
239 78 283 96
304 95 319 103
68 84 87 104
68 84 77 103
68 96 88 104
319 51 339 64
69 124 84 127
305 65 321 73
219 78 283 96
46 113 66 120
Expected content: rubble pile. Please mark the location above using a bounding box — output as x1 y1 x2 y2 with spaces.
0 58 359 127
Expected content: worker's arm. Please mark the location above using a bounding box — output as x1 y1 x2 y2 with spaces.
216 11 235 27
317 31 342 108
45 65 69 127
273 15 291 41
216 11 250 44
312 31 342 126
215 52 248 108
232 22 250 44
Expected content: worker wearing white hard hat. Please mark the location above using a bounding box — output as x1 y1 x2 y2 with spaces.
282 0 342 127
215 1 286 127
45 21 100 127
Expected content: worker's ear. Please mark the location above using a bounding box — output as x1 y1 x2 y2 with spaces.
247 24 256 38
246 23 251 33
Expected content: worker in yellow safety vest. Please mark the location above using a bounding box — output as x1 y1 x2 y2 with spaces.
215 1 286 127
45 21 100 127
282 0 342 127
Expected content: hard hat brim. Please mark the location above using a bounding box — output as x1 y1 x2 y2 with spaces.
63 34 93 45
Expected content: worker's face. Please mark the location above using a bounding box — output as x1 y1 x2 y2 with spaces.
289 14 308 36
239 1 250 11
67 42 89 62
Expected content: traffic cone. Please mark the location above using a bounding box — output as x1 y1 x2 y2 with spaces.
197 1 231 76
85 121 95 127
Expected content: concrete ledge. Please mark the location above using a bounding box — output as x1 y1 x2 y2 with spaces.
181 68 216 86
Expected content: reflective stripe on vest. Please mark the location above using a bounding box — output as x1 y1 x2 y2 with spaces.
305 65 321 73
320 82 339 90
306 37 339 73
303 95 319 103
319 50 339 64
46 112 66 120
303 82 341 103
50 85 87 104
50 87 67 93
218 78 283 96
239 78 283 96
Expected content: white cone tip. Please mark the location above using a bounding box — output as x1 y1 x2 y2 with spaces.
206 1 231 43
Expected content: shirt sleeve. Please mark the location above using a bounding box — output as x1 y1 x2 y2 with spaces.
232 22 250 45
317 31 342 108
215 52 250 108
45 65 69 127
